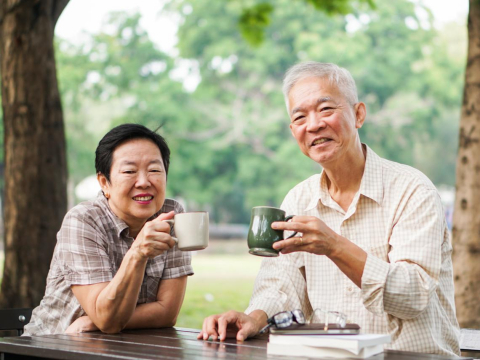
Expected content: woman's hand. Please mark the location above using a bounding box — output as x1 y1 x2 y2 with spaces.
271 216 340 256
65 316 99 334
131 211 176 260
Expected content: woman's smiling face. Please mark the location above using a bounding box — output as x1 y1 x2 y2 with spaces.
97 138 167 231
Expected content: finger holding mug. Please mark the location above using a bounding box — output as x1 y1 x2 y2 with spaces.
132 211 176 259
247 206 297 257
272 215 338 255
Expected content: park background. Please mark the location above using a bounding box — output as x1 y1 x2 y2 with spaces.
0 0 469 329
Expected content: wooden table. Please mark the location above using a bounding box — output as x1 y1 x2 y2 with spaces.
0 327 472 359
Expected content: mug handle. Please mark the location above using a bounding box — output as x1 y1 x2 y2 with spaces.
164 219 178 243
284 215 298 239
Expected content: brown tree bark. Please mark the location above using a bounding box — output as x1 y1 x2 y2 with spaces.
0 0 69 308
452 0 480 328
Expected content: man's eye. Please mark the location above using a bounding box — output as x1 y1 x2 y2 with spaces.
150 169 162 173
293 115 305 122
321 107 333 111
123 170 135 174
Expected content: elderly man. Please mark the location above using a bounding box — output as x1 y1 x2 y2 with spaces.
198 62 460 356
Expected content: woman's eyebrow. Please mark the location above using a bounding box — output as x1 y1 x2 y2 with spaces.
119 159 162 166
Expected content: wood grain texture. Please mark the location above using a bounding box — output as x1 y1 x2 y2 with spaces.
0 328 472 359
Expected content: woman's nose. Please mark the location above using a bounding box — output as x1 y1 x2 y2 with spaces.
135 172 151 188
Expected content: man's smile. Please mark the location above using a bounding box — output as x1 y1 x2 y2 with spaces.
311 137 332 146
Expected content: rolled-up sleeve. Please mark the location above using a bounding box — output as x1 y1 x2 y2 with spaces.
361 186 443 319
58 212 113 286
245 253 308 317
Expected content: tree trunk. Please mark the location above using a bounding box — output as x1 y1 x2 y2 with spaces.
0 0 69 308
452 0 480 328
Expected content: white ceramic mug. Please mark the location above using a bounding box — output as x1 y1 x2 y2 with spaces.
165 212 209 251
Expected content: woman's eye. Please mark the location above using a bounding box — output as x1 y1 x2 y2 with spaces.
123 170 135 174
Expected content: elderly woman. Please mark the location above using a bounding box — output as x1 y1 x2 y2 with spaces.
24 123 192 335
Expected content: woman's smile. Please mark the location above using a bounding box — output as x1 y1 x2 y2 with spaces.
133 193 154 204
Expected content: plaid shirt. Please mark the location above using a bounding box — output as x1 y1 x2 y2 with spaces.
24 193 193 336
246 145 460 356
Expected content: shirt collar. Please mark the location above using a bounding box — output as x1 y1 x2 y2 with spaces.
95 191 130 238
358 145 384 205
303 144 383 211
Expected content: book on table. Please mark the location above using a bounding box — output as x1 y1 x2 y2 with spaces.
267 333 391 359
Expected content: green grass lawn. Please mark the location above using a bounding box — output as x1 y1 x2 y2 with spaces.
176 248 263 329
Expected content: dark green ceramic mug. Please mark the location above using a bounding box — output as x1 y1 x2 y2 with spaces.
247 206 297 257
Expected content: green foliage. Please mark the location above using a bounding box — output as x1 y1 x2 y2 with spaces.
239 3 273 46
237 0 376 46
53 0 464 221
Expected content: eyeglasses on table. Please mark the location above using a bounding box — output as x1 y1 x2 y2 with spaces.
259 308 348 334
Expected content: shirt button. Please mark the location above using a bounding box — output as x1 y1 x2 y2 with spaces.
347 287 353 292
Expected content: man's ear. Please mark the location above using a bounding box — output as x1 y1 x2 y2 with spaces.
354 102 366 129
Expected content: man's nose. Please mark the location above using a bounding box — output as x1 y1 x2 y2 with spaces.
306 114 326 132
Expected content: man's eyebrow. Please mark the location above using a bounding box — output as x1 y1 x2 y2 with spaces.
119 159 162 166
290 97 332 116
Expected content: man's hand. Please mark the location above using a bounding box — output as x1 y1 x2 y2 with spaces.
272 215 367 287
272 216 339 256
131 211 176 260
197 310 265 342
65 316 99 334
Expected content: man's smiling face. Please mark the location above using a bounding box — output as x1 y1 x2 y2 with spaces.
288 76 365 167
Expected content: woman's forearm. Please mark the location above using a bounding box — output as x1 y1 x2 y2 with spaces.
125 302 176 329
94 249 147 333
125 276 188 330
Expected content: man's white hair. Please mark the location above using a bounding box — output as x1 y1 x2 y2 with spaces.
282 61 359 110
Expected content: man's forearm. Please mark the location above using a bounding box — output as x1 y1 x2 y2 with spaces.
329 234 367 288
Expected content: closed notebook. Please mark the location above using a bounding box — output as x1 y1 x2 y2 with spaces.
268 333 391 359
267 343 384 359
270 323 360 335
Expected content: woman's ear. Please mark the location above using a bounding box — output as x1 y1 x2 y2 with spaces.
97 173 110 198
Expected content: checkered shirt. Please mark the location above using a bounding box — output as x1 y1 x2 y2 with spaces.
23 193 193 336
245 145 460 356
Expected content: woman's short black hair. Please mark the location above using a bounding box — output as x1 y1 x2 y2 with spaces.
95 123 170 182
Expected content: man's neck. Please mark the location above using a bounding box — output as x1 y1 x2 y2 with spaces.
324 144 366 212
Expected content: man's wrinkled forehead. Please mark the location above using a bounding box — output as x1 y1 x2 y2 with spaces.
285 76 341 108
287 77 344 112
